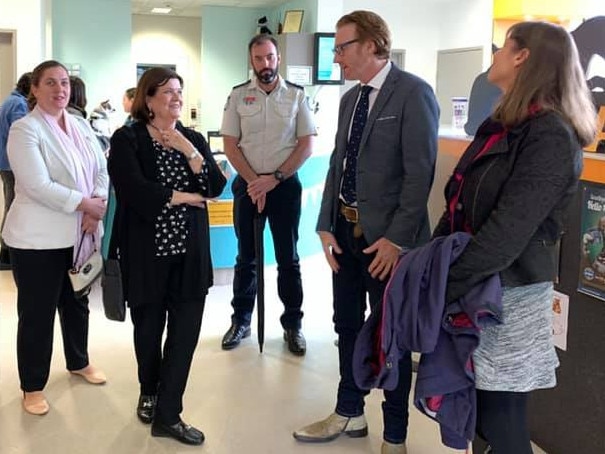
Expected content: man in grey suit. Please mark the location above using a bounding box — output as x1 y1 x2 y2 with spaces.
293 10 439 454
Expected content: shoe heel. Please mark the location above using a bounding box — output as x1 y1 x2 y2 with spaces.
151 424 168 438
345 427 368 438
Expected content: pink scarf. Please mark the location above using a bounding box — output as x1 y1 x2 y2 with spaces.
37 105 100 267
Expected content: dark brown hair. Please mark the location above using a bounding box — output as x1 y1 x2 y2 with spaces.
16 72 32 97
69 76 87 112
248 33 278 55
28 60 69 110
493 21 596 146
130 67 183 123
124 87 136 100
336 10 391 59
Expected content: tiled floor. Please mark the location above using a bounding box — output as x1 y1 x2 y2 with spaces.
0 254 547 453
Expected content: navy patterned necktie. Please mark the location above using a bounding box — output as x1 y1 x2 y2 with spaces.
342 85 373 205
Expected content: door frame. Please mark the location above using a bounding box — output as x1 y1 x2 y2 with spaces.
0 29 17 99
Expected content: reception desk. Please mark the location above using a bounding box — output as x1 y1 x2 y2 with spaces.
437 135 605 454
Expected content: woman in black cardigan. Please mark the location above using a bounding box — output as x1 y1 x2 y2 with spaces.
108 67 226 446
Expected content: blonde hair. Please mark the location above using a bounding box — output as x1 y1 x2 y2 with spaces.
337 10 391 59
493 21 597 146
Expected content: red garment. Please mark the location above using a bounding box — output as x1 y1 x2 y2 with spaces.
448 131 506 233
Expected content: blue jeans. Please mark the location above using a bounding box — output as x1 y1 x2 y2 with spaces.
332 214 412 443
230 174 303 329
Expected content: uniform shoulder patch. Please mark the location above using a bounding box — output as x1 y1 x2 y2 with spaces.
285 80 304 90
232 79 251 90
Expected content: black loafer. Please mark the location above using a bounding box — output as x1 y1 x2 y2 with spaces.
137 394 156 424
151 419 205 445
284 329 306 356
221 323 251 350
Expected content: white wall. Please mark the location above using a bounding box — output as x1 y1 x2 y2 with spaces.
341 0 494 87
0 0 44 76
132 14 202 129
436 0 494 68
200 6 266 134
342 0 441 87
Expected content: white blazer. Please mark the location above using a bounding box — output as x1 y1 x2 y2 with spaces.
2 108 109 250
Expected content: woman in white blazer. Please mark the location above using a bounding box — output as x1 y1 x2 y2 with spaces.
3 60 109 415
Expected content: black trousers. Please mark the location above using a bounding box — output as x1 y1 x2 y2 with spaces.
130 254 205 425
11 247 90 392
230 174 303 329
473 390 533 454
332 214 412 443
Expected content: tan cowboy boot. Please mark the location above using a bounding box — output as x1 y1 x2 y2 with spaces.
293 412 368 442
381 440 408 454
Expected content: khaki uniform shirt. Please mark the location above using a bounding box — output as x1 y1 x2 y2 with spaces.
220 76 316 174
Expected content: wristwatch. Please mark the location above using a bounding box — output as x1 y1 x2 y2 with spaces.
273 170 285 182
187 150 201 161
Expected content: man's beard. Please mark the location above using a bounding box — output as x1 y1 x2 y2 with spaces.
255 66 278 84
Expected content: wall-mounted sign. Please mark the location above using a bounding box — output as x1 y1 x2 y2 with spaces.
286 66 312 86
578 182 605 302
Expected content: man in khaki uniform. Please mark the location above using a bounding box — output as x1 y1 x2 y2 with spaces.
220 34 316 355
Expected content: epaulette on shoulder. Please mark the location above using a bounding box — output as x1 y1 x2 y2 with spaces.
285 80 304 90
233 80 251 90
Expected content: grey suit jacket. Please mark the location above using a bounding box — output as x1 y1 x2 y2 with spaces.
316 65 439 248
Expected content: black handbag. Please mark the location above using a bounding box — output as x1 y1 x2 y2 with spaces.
101 206 126 322
101 258 125 321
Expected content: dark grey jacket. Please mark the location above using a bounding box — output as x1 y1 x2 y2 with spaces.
433 111 583 302
316 64 439 248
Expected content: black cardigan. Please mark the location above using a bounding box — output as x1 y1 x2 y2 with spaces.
433 112 583 302
108 121 226 307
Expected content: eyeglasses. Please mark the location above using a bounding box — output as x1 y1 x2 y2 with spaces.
332 39 359 56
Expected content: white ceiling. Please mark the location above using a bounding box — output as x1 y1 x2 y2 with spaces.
131 0 288 17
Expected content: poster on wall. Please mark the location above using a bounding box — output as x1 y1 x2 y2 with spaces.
578 182 605 302
552 291 570 351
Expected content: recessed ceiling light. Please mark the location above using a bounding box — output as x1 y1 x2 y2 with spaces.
151 7 172 14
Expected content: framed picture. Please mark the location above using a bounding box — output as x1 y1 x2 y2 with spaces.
283 10 304 33
136 63 176 81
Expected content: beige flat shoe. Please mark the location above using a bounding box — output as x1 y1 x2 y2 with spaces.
70 365 107 385
23 391 49 415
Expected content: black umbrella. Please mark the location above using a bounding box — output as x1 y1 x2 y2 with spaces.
253 212 265 353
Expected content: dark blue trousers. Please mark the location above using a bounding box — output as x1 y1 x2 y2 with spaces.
230 174 303 330
332 214 412 444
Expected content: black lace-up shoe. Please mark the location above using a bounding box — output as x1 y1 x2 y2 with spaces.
221 323 251 350
136 394 156 424
284 329 306 356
